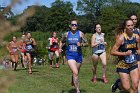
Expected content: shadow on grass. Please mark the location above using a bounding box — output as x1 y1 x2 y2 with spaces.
96 78 104 82
61 89 86 93
119 91 129 93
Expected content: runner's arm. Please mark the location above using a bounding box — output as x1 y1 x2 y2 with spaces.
91 34 100 47
136 34 140 54
80 32 88 47
6 42 11 52
32 38 37 46
59 32 67 50
111 35 128 56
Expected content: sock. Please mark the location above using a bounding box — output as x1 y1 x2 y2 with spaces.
50 60 52 65
73 76 80 92
56 58 59 63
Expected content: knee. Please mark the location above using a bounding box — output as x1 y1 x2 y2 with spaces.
132 82 138 91
102 64 107 68
12 59 16 62
28 57 32 62
122 84 130 91
73 71 78 77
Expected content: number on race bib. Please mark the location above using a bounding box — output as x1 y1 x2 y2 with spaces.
13 48 17 52
124 54 137 64
69 45 77 52
98 44 104 50
27 45 32 50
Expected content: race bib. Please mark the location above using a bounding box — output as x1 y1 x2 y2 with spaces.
54 44 58 48
69 45 77 52
26 45 33 50
12 48 17 52
124 54 137 64
98 44 105 50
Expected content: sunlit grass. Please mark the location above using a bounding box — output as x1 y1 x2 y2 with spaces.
5 57 121 93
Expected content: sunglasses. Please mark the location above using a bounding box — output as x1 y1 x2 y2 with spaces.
131 19 137 20
71 24 78 27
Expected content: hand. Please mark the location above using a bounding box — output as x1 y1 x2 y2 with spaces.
104 42 107 45
59 48 62 52
100 38 104 43
96 42 100 46
9 50 12 53
77 42 81 47
125 50 132 56
136 50 140 55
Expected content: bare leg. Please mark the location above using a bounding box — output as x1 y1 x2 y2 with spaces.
119 72 131 92
130 68 139 93
55 51 60 68
100 52 108 83
68 60 80 93
92 54 99 83
26 53 32 74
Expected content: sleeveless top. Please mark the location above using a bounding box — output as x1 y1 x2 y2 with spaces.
19 40 26 53
25 38 34 52
10 41 18 54
92 33 105 54
119 33 137 64
133 28 140 35
66 30 82 54
50 37 59 51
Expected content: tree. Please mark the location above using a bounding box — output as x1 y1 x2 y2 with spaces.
21 5 49 32
45 0 76 33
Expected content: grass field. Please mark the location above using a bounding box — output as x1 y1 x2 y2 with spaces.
0 56 123 93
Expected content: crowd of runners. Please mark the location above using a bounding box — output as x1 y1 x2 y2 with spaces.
6 32 36 74
4 13 140 93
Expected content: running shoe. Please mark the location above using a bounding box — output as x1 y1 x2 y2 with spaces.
102 77 108 84
50 65 53 68
91 77 97 83
77 90 80 93
111 79 121 93
56 63 59 68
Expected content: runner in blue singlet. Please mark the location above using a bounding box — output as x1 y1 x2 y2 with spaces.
60 20 88 93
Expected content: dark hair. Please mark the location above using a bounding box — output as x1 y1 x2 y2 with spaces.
93 23 101 34
51 31 56 37
127 13 137 19
115 19 132 35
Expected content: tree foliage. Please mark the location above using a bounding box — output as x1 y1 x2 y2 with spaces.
9 0 140 37
16 0 76 33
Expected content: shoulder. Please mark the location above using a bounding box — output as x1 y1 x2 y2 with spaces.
101 33 105 36
78 30 84 37
63 32 68 37
92 33 96 37
116 34 124 43
134 33 139 40
9 41 13 44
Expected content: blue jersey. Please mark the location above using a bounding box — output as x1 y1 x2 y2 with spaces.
66 30 81 53
119 33 137 64
66 30 82 63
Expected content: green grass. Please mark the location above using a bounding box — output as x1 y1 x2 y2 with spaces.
1 31 121 93
3 57 121 93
